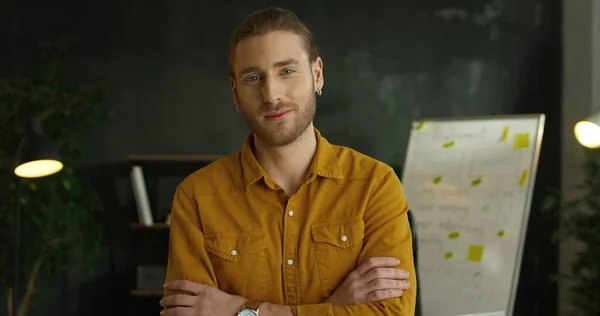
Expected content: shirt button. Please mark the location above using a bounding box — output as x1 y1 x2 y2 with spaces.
230 249 237 256
286 259 294 265
340 235 348 242
288 210 294 217
307 172 314 178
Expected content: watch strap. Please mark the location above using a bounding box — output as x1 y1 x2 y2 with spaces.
244 299 263 311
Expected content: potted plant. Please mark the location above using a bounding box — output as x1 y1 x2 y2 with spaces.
542 148 600 316
0 37 107 316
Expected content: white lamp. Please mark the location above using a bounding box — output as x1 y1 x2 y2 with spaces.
574 112 600 148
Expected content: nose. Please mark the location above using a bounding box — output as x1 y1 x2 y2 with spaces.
261 76 283 104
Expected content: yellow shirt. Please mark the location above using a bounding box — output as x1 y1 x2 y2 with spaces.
164 128 417 315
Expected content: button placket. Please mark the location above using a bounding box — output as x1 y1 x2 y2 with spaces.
282 200 299 304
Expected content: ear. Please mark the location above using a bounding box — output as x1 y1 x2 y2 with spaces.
312 57 324 92
229 77 240 107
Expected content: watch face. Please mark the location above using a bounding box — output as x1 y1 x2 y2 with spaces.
238 309 258 316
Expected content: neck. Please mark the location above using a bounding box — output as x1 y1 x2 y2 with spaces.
253 125 317 195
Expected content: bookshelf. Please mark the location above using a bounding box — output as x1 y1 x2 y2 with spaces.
125 154 219 315
129 223 169 229
130 290 163 297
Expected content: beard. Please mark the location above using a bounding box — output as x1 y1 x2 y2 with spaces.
240 90 316 148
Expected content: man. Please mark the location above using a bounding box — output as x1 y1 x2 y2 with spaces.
161 7 416 316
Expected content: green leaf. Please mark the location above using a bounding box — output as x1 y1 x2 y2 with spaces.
544 149 600 315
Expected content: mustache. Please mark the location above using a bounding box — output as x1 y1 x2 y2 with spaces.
259 102 297 115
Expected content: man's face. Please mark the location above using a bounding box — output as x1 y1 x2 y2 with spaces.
230 30 324 147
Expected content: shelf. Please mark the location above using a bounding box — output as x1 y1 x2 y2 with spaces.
130 223 169 229
127 154 222 162
130 289 163 297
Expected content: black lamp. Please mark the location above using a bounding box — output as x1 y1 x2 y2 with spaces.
11 116 63 316
14 117 63 178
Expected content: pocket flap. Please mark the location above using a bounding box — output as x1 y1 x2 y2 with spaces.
204 231 265 262
311 216 365 249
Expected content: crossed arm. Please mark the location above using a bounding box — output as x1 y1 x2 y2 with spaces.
162 169 416 316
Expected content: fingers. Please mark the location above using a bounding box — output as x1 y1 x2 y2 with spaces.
164 280 206 295
160 294 196 308
160 306 194 316
353 257 400 276
364 278 411 294
362 267 410 283
364 289 404 303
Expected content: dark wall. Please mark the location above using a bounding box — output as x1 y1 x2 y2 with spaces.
1 0 561 315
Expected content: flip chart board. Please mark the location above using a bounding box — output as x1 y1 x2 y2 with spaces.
401 114 545 316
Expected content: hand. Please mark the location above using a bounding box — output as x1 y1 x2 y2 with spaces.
160 280 246 316
327 257 411 306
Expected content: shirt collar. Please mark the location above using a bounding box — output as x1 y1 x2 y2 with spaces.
240 127 343 191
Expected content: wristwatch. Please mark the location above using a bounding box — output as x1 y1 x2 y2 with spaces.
237 299 262 316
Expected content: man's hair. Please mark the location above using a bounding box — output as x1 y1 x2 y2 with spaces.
227 7 319 78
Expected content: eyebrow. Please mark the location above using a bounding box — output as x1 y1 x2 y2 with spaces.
238 58 300 77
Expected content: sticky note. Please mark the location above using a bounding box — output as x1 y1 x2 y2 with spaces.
500 126 509 142
519 169 528 186
497 230 505 238
467 244 485 262
433 176 443 184
448 231 460 239
471 178 482 186
513 133 530 149
443 141 455 148
415 121 425 130
444 251 454 259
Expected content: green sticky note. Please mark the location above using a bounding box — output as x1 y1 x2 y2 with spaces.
448 231 460 239
519 170 528 186
443 141 456 148
415 121 425 130
500 126 509 142
467 244 485 262
514 133 530 149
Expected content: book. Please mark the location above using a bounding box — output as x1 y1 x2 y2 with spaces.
130 165 153 226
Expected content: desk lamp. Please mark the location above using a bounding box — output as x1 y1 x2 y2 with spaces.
11 116 63 316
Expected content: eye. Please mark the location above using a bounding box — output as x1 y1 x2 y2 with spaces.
244 75 261 82
281 69 295 75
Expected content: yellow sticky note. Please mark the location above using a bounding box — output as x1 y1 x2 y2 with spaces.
467 244 485 262
448 231 460 239
500 126 509 142
415 121 425 130
444 251 454 260
519 169 528 186
433 176 443 184
497 230 505 238
513 133 530 149
443 141 455 148
471 178 482 186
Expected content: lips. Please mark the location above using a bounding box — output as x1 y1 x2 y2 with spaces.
264 109 292 120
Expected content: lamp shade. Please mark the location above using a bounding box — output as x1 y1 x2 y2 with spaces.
574 111 600 149
14 116 63 178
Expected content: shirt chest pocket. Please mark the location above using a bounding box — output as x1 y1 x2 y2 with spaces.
204 231 267 299
311 217 365 292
